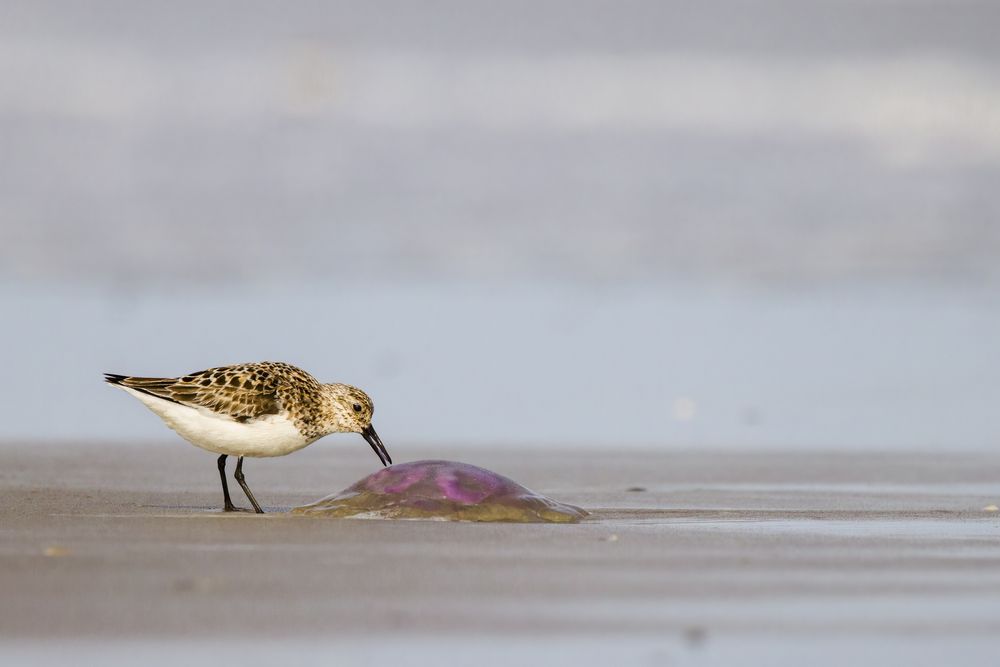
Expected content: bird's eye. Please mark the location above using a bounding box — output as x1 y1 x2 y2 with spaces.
352 403 362 413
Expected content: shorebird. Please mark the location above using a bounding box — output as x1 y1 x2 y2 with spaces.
104 361 391 513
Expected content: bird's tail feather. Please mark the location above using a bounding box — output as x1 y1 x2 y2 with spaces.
103 373 183 405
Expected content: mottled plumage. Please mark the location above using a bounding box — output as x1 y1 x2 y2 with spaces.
105 361 391 513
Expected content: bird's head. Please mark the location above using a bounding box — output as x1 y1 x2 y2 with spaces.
322 383 391 466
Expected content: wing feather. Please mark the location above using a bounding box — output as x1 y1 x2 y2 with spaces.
104 362 318 422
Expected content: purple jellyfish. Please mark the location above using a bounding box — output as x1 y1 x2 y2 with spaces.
293 460 587 523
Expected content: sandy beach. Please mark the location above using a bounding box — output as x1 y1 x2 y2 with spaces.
2 442 999 665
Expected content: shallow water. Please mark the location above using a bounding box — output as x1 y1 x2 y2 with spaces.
2 282 998 452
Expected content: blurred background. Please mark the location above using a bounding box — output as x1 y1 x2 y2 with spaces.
2 0 998 451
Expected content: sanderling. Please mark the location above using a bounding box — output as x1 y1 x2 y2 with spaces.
104 361 391 513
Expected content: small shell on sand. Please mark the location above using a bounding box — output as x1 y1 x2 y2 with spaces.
42 545 71 557
292 460 588 523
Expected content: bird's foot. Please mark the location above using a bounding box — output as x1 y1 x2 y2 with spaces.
223 505 254 513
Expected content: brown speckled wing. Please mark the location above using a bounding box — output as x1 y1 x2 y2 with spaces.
109 362 322 423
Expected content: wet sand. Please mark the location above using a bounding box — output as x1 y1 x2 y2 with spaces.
2 443 999 665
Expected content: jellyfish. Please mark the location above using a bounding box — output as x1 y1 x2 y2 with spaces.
292 460 587 523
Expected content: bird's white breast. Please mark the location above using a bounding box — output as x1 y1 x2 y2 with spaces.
121 387 313 457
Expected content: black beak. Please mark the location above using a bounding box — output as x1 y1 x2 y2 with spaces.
361 425 392 467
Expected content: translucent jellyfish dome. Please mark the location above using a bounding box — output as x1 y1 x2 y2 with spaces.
292 460 587 523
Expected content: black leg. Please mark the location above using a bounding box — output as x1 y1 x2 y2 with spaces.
234 456 264 514
217 454 237 512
